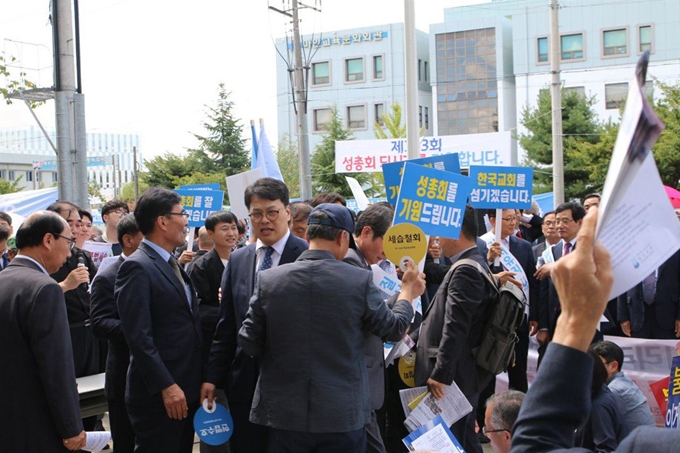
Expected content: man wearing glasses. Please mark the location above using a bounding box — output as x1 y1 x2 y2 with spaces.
96 199 130 256
483 390 524 453
115 187 202 453
203 178 308 453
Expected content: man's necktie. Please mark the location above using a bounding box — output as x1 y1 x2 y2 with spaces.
563 242 572 256
642 271 657 305
1 252 7 270
257 246 274 273
168 256 185 286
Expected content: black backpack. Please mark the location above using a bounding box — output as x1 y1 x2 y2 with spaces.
450 259 526 375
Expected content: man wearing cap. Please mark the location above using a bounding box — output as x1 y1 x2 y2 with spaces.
236 203 425 452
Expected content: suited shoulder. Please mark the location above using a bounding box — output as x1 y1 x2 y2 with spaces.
286 233 309 251
511 235 532 250
229 242 256 263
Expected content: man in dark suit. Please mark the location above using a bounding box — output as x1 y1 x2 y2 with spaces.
115 187 202 453
415 205 497 453
512 207 680 452
202 178 308 453
532 211 559 264
237 203 423 452
0 211 87 451
342 202 405 453
91 214 143 453
618 249 680 339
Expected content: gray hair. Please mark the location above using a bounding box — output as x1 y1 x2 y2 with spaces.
486 390 525 431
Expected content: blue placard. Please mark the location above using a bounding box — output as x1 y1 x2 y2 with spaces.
666 355 680 428
382 153 461 207
179 183 221 191
394 162 473 239
468 165 534 209
174 189 225 228
194 402 233 446
402 415 464 451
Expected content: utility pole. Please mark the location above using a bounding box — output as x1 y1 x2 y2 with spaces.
291 0 312 199
550 0 564 206
404 0 419 160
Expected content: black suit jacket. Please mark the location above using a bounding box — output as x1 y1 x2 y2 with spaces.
207 233 308 403
539 243 565 331
91 256 128 402
617 249 680 333
115 241 202 407
0 257 84 450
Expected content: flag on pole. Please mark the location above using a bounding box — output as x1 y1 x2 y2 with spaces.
250 120 259 170
257 120 284 182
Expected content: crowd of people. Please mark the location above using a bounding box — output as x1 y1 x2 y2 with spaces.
0 178 678 453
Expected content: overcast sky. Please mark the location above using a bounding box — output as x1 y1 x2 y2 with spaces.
0 0 486 160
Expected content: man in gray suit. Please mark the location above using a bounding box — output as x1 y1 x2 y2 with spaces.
237 203 425 453
0 211 86 451
342 202 400 453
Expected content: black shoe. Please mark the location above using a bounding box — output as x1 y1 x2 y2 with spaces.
478 431 491 444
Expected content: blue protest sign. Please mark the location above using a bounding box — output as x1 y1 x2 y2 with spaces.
175 189 225 228
468 165 534 209
382 153 461 207
665 355 680 428
179 183 221 191
194 401 233 446
394 162 474 239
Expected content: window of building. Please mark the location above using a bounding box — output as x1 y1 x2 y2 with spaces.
424 61 428 81
52 172 58 183
419 106 423 127
425 106 429 130
347 105 366 129
8 170 15 180
373 55 384 80
561 33 584 60
313 108 332 132
639 25 653 53
345 58 364 82
418 59 422 81
0 169 5 179
312 61 330 86
537 37 549 62
644 80 654 101
603 28 628 56
564 86 586 97
374 103 385 127
605 83 628 109
25 171 33 182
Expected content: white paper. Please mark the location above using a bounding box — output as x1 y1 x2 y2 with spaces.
81 240 113 267
404 384 472 432
345 176 370 211
410 423 464 453
399 386 428 419
384 334 415 367
225 168 263 219
82 431 111 452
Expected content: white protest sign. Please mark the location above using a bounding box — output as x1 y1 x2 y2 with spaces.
345 176 370 211
81 241 113 268
226 168 263 219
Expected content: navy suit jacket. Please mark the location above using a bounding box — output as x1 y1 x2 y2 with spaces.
115 241 202 407
617 249 680 333
91 256 128 402
206 233 308 403
539 242 565 331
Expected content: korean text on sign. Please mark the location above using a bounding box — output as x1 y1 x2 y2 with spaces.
174 189 225 228
394 162 474 239
468 165 534 209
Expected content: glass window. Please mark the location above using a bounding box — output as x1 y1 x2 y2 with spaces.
373 55 383 80
418 59 422 81
313 108 332 131
418 106 423 127
424 61 428 81
374 103 385 127
561 34 584 60
347 105 366 129
0 169 4 179
25 170 33 182
53 172 58 183
345 58 364 82
8 170 15 180
603 29 627 56
425 107 429 130
312 61 330 85
564 86 586 97
639 26 652 52
537 37 549 62
605 83 628 109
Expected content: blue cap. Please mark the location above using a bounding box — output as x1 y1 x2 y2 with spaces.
308 203 355 234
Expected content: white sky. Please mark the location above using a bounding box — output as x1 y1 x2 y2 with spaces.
0 0 487 160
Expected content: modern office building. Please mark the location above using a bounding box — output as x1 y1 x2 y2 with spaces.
275 23 433 152
0 126 141 194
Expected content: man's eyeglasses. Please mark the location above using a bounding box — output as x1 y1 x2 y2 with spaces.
249 209 281 223
482 426 509 436
113 209 128 216
544 221 556 227
54 233 76 250
501 216 517 223
167 211 190 220
555 218 574 226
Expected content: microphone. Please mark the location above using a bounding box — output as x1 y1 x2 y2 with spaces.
77 255 89 290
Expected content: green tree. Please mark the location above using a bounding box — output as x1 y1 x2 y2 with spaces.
88 180 104 201
120 181 150 204
188 84 249 176
0 53 44 108
651 79 680 187
276 134 300 199
0 175 23 195
311 107 376 197
518 89 603 200
140 152 200 189
374 102 407 139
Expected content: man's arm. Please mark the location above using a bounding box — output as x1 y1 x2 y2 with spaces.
90 269 124 341
238 276 267 358
205 261 239 385
187 256 213 307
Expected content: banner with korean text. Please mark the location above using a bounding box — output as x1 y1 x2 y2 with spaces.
468 165 534 210
382 153 461 207
335 131 512 174
393 162 474 239
175 189 225 228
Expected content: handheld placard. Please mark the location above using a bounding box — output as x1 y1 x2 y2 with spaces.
383 223 427 272
193 399 233 446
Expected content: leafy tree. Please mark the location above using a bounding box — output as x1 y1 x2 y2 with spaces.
651 79 680 187
276 134 300 199
518 89 602 200
88 180 104 201
0 54 44 108
120 181 150 204
311 107 376 197
374 102 407 139
140 152 200 189
188 84 249 177
0 175 22 195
